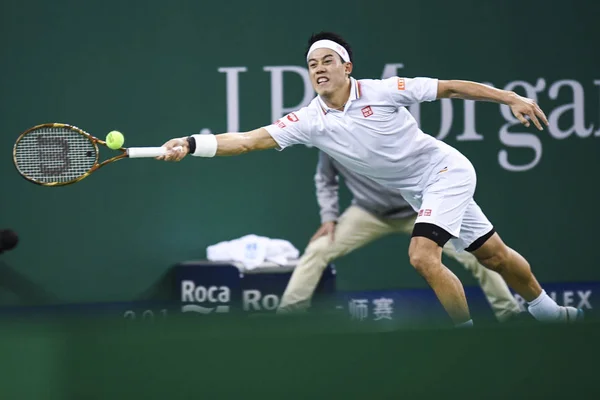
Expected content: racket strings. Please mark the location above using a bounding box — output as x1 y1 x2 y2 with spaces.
14 127 97 183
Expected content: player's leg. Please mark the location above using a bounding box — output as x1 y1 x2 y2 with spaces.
396 212 520 322
406 157 480 326
459 201 583 322
409 234 471 325
470 233 582 322
277 206 396 313
441 241 521 322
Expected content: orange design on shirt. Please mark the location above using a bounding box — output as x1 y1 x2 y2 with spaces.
397 78 405 91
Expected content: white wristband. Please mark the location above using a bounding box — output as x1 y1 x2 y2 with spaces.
190 134 217 157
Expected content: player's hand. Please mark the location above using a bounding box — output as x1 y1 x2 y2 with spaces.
507 93 549 131
157 137 189 161
310 221 336 243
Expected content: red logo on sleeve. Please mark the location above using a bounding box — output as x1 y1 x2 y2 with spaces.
397 78 405 91
361 106 373 118
275 119 286 129
286 113 299 122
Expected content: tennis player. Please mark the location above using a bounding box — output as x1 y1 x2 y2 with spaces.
159 32 583 326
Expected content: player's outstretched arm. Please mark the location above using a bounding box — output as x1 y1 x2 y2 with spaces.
158 128 278 162
437 80 549 130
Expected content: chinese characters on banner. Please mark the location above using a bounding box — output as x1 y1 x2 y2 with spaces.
349 298 394 321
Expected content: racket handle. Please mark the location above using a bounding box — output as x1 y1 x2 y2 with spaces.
127 146 183 158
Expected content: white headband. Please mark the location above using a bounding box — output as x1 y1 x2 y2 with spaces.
306 39 350 63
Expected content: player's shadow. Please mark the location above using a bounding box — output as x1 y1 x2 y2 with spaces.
0 260 61 305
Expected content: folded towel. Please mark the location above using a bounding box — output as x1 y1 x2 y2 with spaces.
207 234 299 269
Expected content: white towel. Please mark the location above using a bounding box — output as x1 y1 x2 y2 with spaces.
206 234 300 269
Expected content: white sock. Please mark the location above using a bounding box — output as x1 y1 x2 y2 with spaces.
455 319 473 328
527 290 561 321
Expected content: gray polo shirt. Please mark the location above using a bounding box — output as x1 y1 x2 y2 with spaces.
315 151 416 223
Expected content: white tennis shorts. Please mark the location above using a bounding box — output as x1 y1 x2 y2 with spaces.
404 150 494 251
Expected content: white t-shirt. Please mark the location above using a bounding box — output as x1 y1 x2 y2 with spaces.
263 76 458 194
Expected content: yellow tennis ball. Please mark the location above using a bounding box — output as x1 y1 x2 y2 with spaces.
106 130 125 149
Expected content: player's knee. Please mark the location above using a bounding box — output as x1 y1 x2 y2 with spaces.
409 251 440 277
478 247 511 273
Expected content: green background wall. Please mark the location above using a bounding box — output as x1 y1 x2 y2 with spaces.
1 0 599 305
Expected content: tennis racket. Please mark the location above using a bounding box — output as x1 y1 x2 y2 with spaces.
13 123 180 187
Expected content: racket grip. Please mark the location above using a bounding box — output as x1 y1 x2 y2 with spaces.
127 146 183 158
